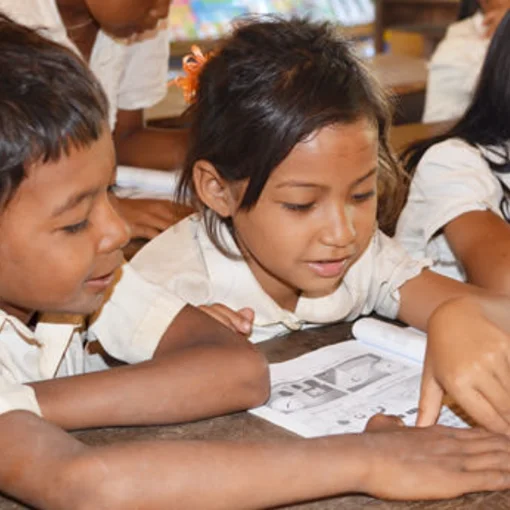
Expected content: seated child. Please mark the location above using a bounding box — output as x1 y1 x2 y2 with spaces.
3 15 510 509
422 0 510 123
396 11 510 294
131 15 510 434
0 0 193 240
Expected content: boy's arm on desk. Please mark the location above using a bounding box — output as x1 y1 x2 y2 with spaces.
2 411 510 509
30 305 269 430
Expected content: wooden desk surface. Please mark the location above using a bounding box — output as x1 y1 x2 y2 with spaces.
2 321 509 509
368 53 428 96
389 120 454 153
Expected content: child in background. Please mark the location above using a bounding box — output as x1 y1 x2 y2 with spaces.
131 15 510 435
396 11 510 294
4 15 510 510
422 0 510 123
0 0 193 240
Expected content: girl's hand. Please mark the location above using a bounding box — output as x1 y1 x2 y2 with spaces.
115 198 194 240
198 304 254 336
417 296 510 434
357 418 510 500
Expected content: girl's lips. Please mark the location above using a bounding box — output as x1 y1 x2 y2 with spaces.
307 259 349 278
85 271 116 291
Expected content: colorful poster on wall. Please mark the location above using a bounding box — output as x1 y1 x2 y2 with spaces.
168 0 375 41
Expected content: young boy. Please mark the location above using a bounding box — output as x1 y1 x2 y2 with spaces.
2 15 510 510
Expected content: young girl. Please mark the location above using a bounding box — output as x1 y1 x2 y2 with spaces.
0 0 192 240
396 11 510 294
7 14 510 509
131 15 510 433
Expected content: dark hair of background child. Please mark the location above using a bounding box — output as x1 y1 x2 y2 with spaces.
0 13 108 208
177 16 407 255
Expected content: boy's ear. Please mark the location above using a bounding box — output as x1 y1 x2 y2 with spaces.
192 160 237 218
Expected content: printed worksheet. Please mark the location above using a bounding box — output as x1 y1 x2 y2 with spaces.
250 319 469 438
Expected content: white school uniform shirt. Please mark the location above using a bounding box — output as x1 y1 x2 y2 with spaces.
131 214 430 344
422 12 490 123
0 264 185 417
0 0 169 130
395 138 510 281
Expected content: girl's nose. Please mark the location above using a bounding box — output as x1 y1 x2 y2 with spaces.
321 205 356 247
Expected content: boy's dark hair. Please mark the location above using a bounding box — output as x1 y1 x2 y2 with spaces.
401 10 510 178
0 13 108 207
177 16 405 254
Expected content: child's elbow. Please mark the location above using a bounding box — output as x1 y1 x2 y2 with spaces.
235 347 270 408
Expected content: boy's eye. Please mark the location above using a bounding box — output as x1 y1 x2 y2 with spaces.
62 219 89 234
352 190 376 203
281 202 315 212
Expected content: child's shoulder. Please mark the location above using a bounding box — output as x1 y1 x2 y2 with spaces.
131 214 206 283
418 137 488 175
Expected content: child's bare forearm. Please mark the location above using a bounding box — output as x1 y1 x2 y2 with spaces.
31 342 267 430
4 411 510 510
32 306 269 430
0 411 360 510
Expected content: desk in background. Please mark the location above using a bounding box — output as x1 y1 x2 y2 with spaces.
375 0 460 56
1 322 509 509
390 120 453 153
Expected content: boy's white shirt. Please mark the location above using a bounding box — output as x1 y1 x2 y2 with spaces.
131 214 430 344
395 138 510 281
0 0 170 131
0 264 185 417
422 12 490 123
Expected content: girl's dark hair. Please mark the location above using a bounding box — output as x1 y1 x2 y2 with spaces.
402 10 510 178
458 0 479 20
177 16 406 254
0 13 108 207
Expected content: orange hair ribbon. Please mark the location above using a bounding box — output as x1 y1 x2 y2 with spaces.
171 45 212 104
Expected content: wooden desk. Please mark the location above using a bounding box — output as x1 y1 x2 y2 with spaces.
369 53 428 96
375 0 460 55
368 53 428 124
2 321 509 509
389 120 454 153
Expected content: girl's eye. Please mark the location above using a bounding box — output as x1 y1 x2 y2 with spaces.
62 219 89 234
281 202 315 212
352 190 376 203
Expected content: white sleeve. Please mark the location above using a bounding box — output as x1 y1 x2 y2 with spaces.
89 263 186 364
422 63 478 123
117 28 169 111
0 380 41 417
421 18 488 123
345 232 431 320
396 139 504 249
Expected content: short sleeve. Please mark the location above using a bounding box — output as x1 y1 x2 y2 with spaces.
89 263 186 364
396 139 504 254
344 232 431 320
116 28 169 111
0 380 41 417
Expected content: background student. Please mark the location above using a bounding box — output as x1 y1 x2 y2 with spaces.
396 11 510 295
422 0 510 123
4 16 510 510
0 0 193 240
